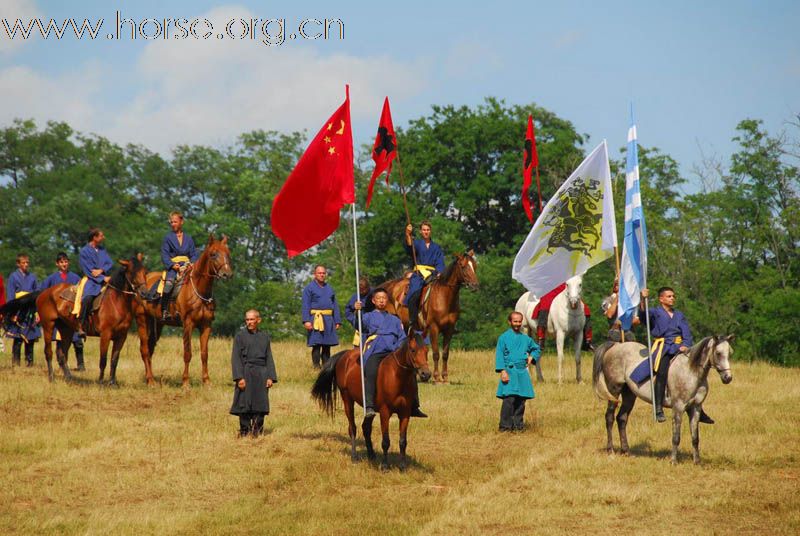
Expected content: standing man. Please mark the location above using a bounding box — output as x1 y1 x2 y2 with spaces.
639 287 713 424
5 253 41 366
0 271 5 354
160 211 199 321
230 309 278 438
345 276 374 347
302 265 341 368
403 221 445 330
495 312 541 432
76 228 113 338
41 253 85 370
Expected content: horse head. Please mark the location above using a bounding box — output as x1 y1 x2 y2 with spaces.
205 234 234 281
565 275 583 310
712 334 734 384
408 332 431 383
117 253 149 297
455 249 479 291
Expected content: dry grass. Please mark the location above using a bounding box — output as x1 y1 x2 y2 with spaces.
0 336 798 535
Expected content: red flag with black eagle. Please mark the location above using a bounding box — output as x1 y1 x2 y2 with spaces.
366 97 397 209
522 114 541 224
271 87 354 257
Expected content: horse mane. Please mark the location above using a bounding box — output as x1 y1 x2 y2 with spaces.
689 336 716 368
109 255 143 289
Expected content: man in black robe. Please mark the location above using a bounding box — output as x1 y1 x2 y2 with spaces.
230 309 278 437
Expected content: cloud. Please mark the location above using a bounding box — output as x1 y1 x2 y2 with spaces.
554 30 582 49
0 0 41 53
0 5 427 153
440 40 504 79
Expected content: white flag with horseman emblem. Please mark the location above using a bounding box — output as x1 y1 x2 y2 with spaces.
513 140 617 297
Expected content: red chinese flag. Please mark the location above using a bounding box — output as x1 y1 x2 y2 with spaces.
271 87 354 257
366 97 397 209
522 114 540 224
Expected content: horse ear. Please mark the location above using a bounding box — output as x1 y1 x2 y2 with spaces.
221 234 228 245
118 259 130 267
726 334 736 342
467 248 475 257
207 233 216 245
136 252 144 262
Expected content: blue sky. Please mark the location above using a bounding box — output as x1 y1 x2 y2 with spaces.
1 0 798 192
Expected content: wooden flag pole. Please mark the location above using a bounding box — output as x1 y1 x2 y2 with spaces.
393 154 418 268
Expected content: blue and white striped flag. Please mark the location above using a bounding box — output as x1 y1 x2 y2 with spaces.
617 108 648 330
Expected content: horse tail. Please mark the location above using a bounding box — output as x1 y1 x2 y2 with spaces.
310 350 347 417
592 341 618 403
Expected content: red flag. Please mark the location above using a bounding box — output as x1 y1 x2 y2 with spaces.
366 97 397 209
271 87 354 257
522 114 541 224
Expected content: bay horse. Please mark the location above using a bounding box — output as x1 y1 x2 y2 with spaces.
133 234 232 387
514 275 587 383
35 254 149 384
381 251 479 383
311 334 431 470
593 335 734 464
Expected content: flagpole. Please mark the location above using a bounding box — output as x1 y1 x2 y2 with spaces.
644 295 656 421
534 165 543 214
351 204 368 419
393 154 418 268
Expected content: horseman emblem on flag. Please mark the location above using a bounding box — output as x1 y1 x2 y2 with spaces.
543 176 603 257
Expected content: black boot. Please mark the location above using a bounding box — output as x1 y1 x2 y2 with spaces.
160 296 170 321
74 344 86 371
24 343 33 367
699 408 715 424
653 377 667 423
11 340 21 367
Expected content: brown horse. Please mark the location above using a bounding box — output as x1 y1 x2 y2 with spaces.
381 251 479 383
35 254 149 384
133 234 233 387
311 334 431 470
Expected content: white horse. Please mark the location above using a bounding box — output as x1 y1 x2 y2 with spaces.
514 275 586 384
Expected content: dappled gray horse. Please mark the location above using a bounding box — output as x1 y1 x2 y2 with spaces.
593 335 734 464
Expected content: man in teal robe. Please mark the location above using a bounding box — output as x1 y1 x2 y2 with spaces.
495 311 541 431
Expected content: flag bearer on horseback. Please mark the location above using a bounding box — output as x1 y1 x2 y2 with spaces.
5 253 41 366
302 265 341 368
354 288 427 418
345 276 374 347
41 252 85 370
639 286 714 424
76 228 113 338
159 211 199 321
403 221 445 329
495 312 541 432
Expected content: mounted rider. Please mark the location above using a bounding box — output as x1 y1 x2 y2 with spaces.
532 283 593 352
75 228 113 338
159 211 199 321
403 220 445 330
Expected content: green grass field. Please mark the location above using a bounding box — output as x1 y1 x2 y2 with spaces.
1 336 798 535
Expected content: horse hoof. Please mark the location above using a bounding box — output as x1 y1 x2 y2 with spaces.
380 462 390 472
202 379 212 387
146 379 156 387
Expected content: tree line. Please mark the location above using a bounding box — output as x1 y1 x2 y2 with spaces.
0 99 797 365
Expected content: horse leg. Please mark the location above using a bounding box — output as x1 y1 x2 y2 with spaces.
199 323 212 386
441 328 453 384
181 321 195 388
671 402 685 464
362 412 376 460
342 393 358 462
430 327 441 383
555 330 565 384
574 330 583 383
97 332 111 383
616 386 636 455
136 318 155 386
109 334 127 386
380 408 391 471
689 405 701 464
398 414 410 472
56 337 73 382
605 401 618 453
42 328 55 382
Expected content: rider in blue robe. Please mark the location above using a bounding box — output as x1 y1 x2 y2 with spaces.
160 213 200 320
495 313 541 431
42 253 85 370
5 255 40 366
345 277 374 347
403 222 445 330
77 230 114 336
301 266 341 368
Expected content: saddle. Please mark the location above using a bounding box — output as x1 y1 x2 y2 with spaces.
146 273 186 302
59 285 106 312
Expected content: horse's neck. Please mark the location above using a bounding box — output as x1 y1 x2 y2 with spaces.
190 253 214 295
437 264 463 301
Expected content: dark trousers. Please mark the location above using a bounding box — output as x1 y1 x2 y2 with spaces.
79 293 96 326
363 352 389 410
499 396 527 431
12 339 34 366
407 288 422 330
311 345 331 368
654 352 675 412
238 413 266 436
73 340 85 369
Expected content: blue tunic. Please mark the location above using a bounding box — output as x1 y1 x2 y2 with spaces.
161 232 199 281
344 289 374 329
361 310 406 361
79 244 114 297
639 306 693 357
5 270 41 341
403 238 446 304
42 271 82 342
302 281 341 346
495 329 540 399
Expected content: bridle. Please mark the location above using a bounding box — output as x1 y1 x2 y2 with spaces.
393 337 425 371
186 249 231 304
440 255 478 289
